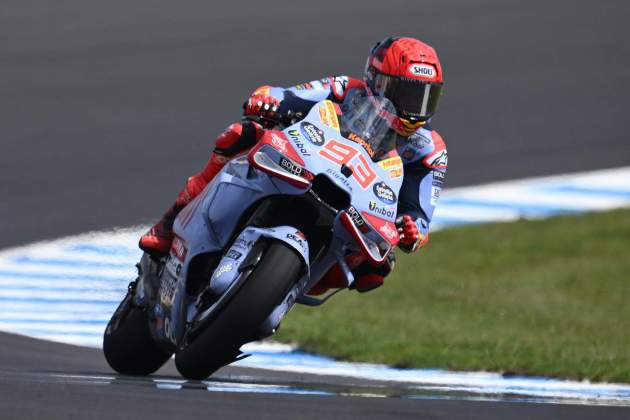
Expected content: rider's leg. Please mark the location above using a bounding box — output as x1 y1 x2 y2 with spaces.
139 121 265 256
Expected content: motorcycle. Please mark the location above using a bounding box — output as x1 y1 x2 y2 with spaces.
103 90 404 380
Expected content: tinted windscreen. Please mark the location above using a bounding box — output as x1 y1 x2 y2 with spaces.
339 91 398 162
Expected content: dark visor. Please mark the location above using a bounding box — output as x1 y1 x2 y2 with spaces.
374 73 443 120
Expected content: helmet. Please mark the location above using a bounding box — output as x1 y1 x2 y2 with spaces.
364 37 444 135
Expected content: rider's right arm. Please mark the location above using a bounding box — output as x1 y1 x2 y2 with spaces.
248 76 364 115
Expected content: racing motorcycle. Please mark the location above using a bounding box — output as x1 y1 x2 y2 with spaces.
103 90 404 380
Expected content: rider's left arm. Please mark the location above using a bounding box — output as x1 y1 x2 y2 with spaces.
396 134 448 252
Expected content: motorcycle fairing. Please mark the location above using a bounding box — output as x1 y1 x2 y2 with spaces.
154 98 404 349
283 100 404 226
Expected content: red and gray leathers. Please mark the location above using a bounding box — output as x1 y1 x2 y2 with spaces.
140 76 447 292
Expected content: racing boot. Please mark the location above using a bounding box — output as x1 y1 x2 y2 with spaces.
138 173 208 257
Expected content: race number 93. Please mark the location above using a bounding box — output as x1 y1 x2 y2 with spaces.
319 139 376 189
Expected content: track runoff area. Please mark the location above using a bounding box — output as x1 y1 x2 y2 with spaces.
1 166 630 405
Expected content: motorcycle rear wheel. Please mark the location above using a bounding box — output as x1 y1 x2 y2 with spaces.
174 240 302 380
103 285 172 375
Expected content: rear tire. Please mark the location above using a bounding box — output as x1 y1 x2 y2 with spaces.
103 287 172 375
175 240 302 380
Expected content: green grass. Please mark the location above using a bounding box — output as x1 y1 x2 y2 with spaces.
275 208 630 382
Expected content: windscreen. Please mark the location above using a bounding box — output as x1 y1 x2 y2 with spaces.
339 91 399 162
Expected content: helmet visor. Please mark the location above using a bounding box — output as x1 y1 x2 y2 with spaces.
374 73 443 120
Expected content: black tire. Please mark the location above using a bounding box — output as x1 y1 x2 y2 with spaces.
175 240 302 380
103 288 172 375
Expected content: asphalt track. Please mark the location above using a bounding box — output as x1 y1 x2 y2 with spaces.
1 0 629 418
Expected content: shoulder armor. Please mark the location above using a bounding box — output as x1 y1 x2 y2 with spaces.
396 128 447 169
422 130 447 169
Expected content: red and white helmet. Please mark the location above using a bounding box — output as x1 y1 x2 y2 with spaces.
365 37 444 134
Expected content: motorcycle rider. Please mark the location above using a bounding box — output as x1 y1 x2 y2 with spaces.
139 37 447 293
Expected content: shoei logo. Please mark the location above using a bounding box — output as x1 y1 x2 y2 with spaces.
409 63 436 79
373 181 397 205
368 201 396 219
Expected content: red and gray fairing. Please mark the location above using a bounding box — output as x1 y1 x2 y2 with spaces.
280 98 404 263
286 99 404 216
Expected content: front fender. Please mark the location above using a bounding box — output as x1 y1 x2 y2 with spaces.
209 225 309 296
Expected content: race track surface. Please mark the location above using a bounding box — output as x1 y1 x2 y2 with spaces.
1 0 629 418
2 332 629 420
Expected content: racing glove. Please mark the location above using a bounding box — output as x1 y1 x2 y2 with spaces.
396 214 423 253
243 87 281 127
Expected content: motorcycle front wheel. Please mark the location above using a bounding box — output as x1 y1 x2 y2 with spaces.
174 240 302 380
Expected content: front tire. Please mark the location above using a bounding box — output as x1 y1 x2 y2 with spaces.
174 240 302 380
103 285 172 375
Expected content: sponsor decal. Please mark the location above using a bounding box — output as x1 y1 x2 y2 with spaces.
300 122 325 146
426 150 448 168
408 63 436 79
409 133 431 149
160 274 177 307
286 232 307 253
165 255 182 279
271 133 288 154
213 262 234 279
233 237 253 250
325 168 353 191
318 100 340 131
332 76 349 99
377 156 403 171
225 249 242 260
389 168 403 179
279 157 304 176
430 186 441 206
432 170 446 187
368 201 396 219
295 82 313 90
287 129 311 156
170 236 187 262
373 181 397 204
163 316 177 344
347 132 375 157
379 222 398 241
346 205 366 228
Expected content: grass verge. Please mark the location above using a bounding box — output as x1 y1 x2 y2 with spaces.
275 208 630 382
